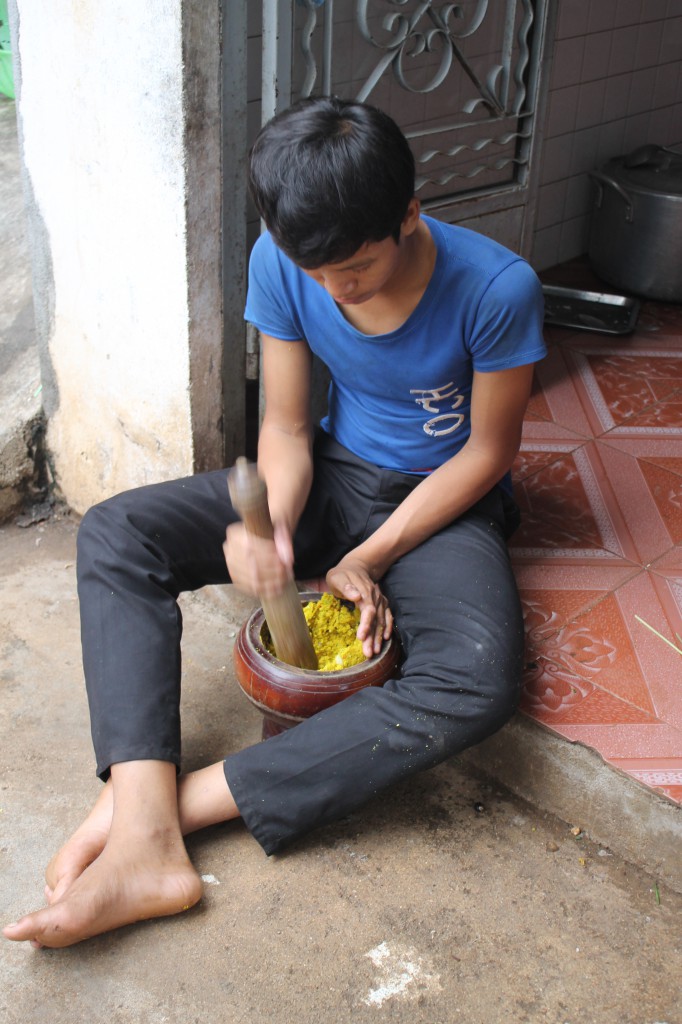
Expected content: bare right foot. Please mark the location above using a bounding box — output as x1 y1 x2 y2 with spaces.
4 830 202 949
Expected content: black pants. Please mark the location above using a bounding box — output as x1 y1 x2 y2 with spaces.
77 432 524 855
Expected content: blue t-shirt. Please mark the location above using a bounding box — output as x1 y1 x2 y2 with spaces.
244 215 546 479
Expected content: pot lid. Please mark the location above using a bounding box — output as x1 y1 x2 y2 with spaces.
602 145 682 196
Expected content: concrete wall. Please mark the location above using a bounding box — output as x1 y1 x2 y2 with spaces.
0 96 44 521
531 0 682 270
12 0 223 514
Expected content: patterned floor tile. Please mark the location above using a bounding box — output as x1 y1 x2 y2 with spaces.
535 341 682 439
590 441 682 561
517 411 588 482
614 388 682 433
514 565 639 641
514 265 682 806
521 594 652 721
512 440 682 566
649 547 682 573
596 571 679 721
608 757 682 804
635 301 682 339
597 436 682 477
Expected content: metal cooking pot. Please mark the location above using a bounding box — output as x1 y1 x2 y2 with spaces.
588 145 682 302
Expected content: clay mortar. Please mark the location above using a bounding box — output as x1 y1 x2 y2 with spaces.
233 592 401 738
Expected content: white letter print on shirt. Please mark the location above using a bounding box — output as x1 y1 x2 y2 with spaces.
410 381 465 437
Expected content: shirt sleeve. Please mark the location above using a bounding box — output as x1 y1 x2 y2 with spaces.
243 233 305 341
468 259 547 371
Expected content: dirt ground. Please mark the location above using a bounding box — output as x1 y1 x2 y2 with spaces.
1 513 680 1024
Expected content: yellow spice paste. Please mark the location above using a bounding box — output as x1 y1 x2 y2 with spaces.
302 592 367 672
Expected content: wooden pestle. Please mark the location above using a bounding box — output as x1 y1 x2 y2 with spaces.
228 457 318 670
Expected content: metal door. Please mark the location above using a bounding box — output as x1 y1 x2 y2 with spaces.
263 0 552 254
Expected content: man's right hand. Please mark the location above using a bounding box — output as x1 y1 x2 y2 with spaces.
223 521 294 600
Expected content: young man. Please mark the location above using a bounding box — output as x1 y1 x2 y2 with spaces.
4 97 546 948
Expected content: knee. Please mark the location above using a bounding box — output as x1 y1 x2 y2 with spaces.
393 635 523 752
78 494 124 549
78 501 109 560
472 634 524 724
76 489 151 569
447 664 522 743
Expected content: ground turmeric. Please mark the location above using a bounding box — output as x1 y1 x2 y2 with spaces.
262 592 367 671
302 592 367 672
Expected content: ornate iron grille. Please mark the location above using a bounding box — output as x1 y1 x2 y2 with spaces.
291 0 539 207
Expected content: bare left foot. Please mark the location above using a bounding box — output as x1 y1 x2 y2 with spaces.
43 763 239 904
44 782 113 904
3 830 202 949
5 760 241 947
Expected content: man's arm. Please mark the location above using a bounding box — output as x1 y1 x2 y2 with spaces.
327 363 534 648
223 333 313 598
257 332 315 531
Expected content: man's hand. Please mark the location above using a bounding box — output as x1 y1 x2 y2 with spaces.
326 554 393 659
223 521 294 600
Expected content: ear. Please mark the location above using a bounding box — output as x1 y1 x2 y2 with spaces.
400 197 421 238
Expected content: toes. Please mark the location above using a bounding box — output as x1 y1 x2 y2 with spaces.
4 908 70 948
45 870 79 905
3 908 79 949
50 875 77 904
3 916 37 944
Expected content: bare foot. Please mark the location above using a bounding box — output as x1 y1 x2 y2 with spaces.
44 782 114 904
5 761 204 948
43 763 239 905
3 831 202 949
4 760 239 947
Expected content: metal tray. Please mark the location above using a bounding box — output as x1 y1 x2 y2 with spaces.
542 284 640 335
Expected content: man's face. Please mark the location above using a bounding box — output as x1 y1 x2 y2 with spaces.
301 235 404 307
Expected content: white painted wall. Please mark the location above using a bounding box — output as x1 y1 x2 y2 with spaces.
13 0 223 513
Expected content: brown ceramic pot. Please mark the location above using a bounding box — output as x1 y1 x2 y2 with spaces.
232 592 401 738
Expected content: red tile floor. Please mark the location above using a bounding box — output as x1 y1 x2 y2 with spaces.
514 259 682 806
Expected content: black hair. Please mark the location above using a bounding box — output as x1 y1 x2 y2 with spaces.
248 96 416 268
